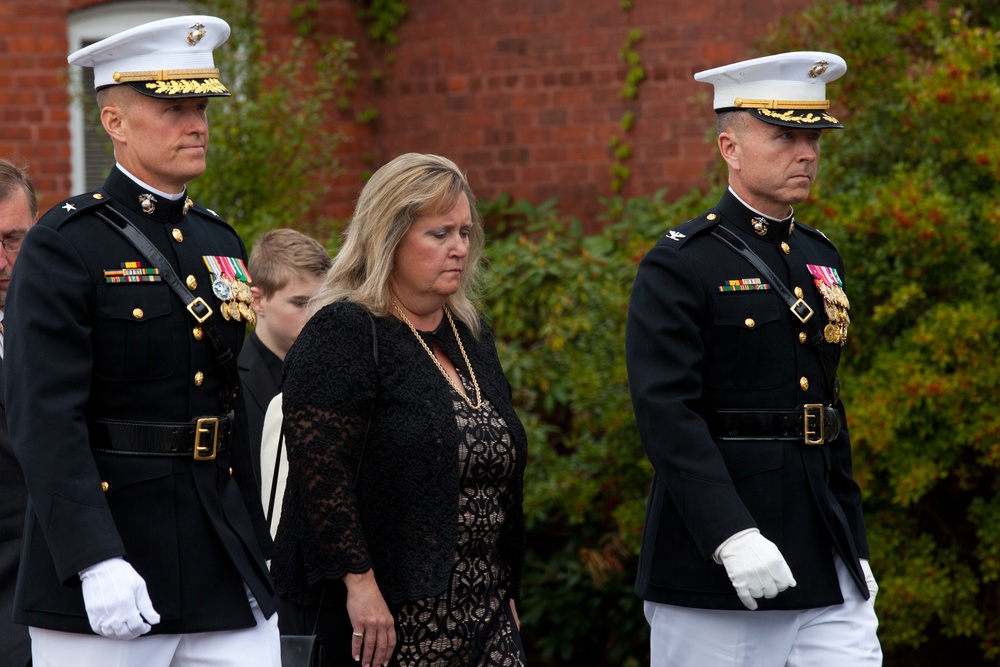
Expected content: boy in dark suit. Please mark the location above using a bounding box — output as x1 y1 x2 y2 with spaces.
238 228 330 489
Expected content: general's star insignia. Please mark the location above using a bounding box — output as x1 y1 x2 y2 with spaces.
62 203 76 212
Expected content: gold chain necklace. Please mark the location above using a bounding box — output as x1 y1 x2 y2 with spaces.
392 301 482 410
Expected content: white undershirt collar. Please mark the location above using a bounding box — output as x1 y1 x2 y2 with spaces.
115 164 186 201
728 187 794 223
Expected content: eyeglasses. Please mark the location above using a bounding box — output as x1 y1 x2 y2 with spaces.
1 234 25 255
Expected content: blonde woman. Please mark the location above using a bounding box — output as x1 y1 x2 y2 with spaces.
271 153 527 667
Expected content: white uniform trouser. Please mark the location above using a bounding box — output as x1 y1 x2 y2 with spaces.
29 589 280 667
645 554 882 667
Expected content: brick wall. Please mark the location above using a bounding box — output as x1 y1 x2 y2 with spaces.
321 0 814 226
2 0 815 227
1 0 75 211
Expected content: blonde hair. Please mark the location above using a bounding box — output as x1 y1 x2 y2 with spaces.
310 153 485 337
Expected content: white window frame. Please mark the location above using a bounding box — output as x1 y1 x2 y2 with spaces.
67 1 191 193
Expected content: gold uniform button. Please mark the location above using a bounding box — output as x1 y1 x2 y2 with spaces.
193 326 204 341
794 286 804 299
707 213 717 221
101 481 109 492
186 275 198 290
194 371 205 387
229 467 233 477
132 308 144 319
800 376 810 391
744 318 755 329
172 228 184 243
781 242 791 254
799 331 808 344
93 193 105 200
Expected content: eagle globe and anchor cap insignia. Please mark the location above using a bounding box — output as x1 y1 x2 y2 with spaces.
187 22 207 46
808 60 829 78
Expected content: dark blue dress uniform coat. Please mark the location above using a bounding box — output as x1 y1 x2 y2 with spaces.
626 189 870 611
4 168 277 634
0 352 31 664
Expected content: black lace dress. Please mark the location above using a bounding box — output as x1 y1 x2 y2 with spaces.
271 301 527 666
393 375 526 665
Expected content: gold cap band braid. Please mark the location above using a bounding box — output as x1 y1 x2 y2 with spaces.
734 98 831 110
113 68 221 83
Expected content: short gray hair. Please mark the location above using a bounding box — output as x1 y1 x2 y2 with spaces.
0 158 37 218
716 110 752 136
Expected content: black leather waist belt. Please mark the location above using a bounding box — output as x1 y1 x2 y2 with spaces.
705 405 841 445
90 413 234 460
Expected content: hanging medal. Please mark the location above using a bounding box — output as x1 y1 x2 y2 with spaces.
806 264 850 346
222 256 255 326
203 255 254 325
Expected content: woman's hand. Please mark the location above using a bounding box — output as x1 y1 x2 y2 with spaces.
509 598 520 630
344 571 396 667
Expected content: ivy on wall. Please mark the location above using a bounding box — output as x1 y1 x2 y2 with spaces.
283 0 409 178
608 1 646 193
352 0 408 128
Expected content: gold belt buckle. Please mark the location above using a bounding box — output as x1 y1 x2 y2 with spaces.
803 404 825 445
193 417 220 460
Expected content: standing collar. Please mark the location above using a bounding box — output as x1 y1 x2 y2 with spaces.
102 167 192 223
717 188 795 243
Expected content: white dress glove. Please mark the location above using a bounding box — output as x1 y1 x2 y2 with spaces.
79 557 161 639
714 528 797 610
860 558 878 603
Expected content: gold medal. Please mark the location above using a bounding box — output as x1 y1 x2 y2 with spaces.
824 323 841 344
229 300 242 322
239 281 253 303
220 301 231 320
831 284 850 309
246 308 257 327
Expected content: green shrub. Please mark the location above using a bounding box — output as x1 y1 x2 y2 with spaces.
480 189 714 664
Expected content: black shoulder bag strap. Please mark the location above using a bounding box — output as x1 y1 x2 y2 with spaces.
266 308 379 529
95 204 241 409
265 309 378 638
711 225 840 399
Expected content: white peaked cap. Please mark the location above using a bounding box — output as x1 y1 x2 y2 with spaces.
694 51 847 129
69 15 231 98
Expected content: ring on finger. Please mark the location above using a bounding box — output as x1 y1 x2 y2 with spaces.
352 631 364 637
